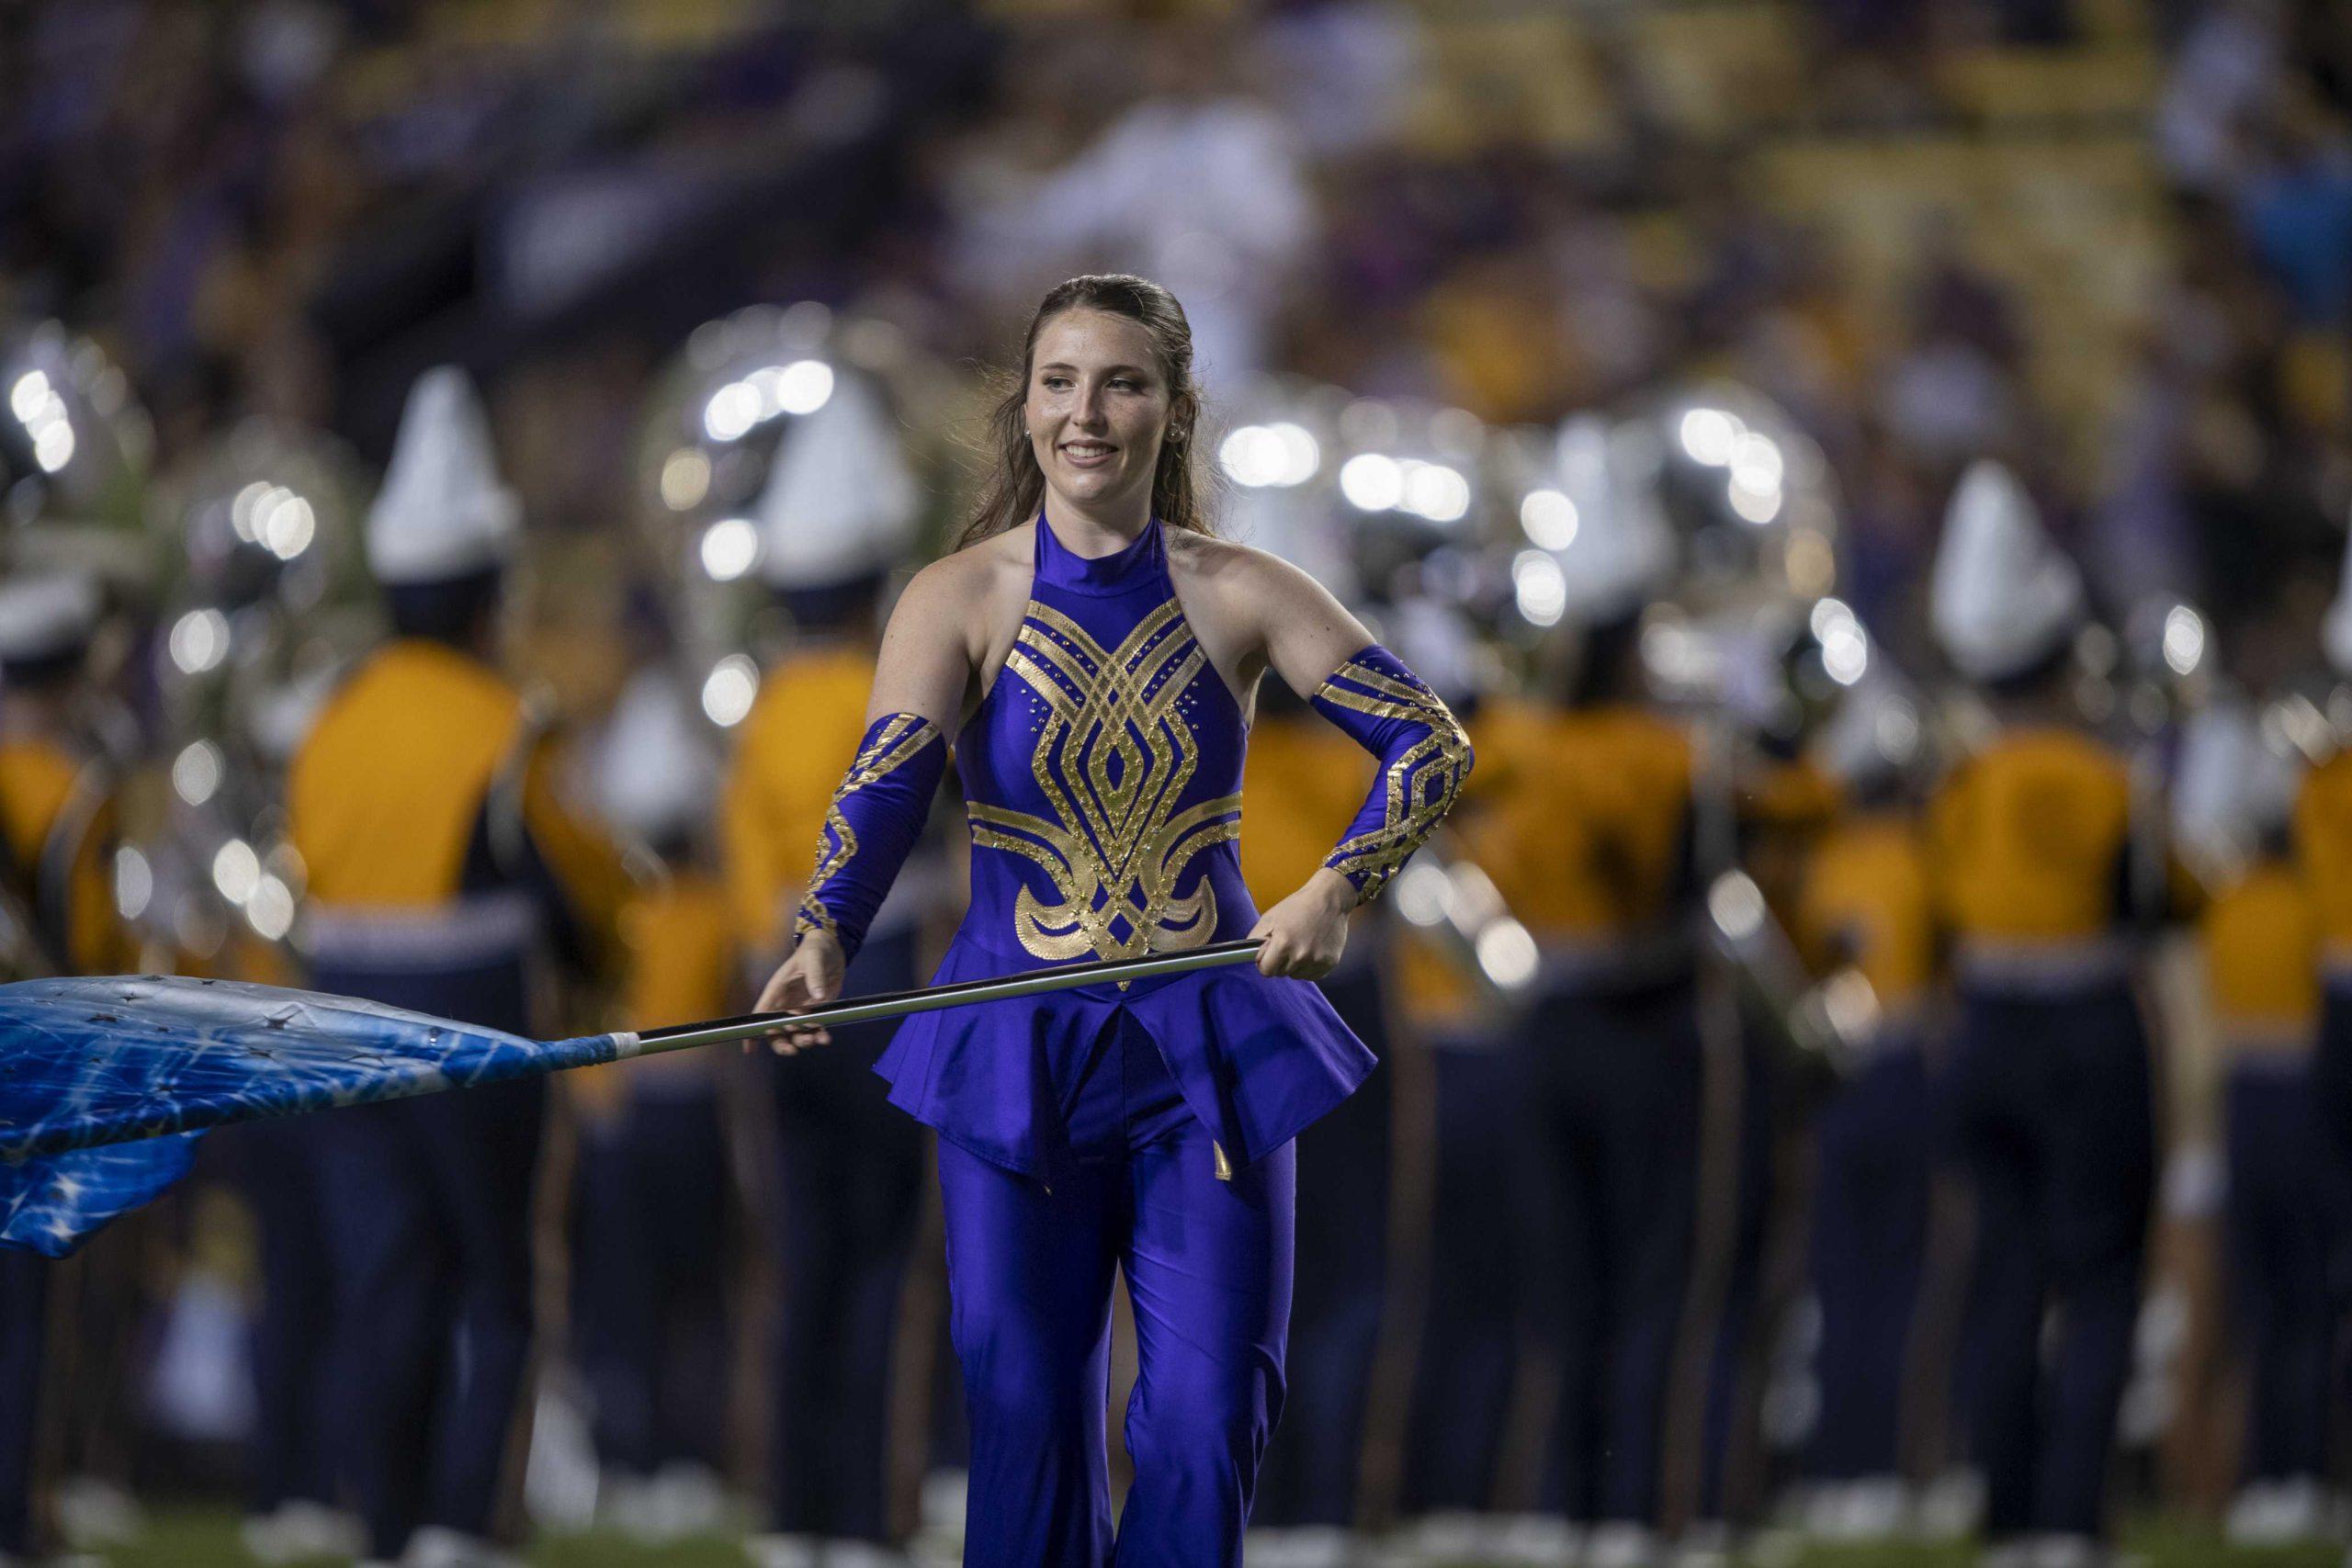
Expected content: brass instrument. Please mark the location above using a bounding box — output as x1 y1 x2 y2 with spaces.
0 323 157 976
145 417 373 965
628 304 977 815
1622 382 1863 1073
0 321 156 588
1311 388 1541 1013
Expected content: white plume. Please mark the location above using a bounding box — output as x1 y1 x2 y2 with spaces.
1550 415 1673 624
755 371 921 590
1929 459 2085 682
366 367 519 585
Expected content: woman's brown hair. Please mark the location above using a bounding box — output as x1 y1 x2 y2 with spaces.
953 275 1215 550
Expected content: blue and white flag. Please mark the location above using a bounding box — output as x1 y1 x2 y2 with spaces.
0 976 624 1257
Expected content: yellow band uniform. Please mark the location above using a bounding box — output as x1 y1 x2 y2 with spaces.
722 645 900 966
1796 808 1937 1032
2199 859 2320 1057
1928 727 2173 988
289 639 627 977
0 737 132 976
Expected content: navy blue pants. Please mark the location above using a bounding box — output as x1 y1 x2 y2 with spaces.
2315 986 2352 1139
315 1077 547 1557
1402 1037 1524 1516
1514 980 1702 1527
1808 1043 1931 1483
0 1250 47 1554
1950 983 2153 1541
943 1010 1294 1567
767 928 926 1540
1696 1017 1791 1527
309 956 543 1560
2222 1059 2339 1485
227 1114 340 1513
1252 959 1392 1529
572 1086 730 1476
2312 985 2352 1214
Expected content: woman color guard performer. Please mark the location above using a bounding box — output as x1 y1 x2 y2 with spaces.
754 274 1472 1565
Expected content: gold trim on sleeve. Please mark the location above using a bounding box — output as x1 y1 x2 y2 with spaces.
792 714 943 942
1315 657 1473 899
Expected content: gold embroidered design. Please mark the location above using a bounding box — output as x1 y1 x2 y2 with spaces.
793 714 941 942
1316 657 1472 898
968 600 1241 961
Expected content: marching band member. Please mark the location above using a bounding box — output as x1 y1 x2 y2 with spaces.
1927 461 2174 1565
571 668 735 1541
753 275 1471 1566
1237 653 1389 1562
1392 816 1521 1560
1476 417 1699 1568
236 673 364 1568
1796 669 1939 1538
2178 701 2334 1543
719 367 934 1568
2299 539 2352 1194
1231 484 1394 1562
0 574 131 981
1693 615 1848 1548
0 570 135 1565
288 367 628 1568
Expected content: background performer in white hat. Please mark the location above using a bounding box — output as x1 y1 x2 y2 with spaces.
719 367 938 1568
569 665 736 1543
1795 665 1939 1540
2178 699 2335 1541
286 367 628 1568
1487 417 1699 1568
1927 460 2185 1566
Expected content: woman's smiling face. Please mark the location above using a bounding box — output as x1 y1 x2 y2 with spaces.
1023 309 1174 523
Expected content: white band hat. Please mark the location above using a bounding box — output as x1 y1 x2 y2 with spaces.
594 667 718 844
1550 414 1674 625
2173 696 2301 874
1929 459 2086 682
754 369 920 591
0 570 100 663
366 366 520 585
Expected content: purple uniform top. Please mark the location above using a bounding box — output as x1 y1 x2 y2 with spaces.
875 514 1376 1180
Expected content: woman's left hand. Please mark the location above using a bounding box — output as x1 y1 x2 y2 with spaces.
1249 868 1359 980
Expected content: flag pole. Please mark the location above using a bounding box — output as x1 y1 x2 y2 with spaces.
620 937 1268 1057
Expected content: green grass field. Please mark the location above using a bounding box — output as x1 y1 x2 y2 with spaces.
97 1511 753 1566
1787 1529 2338 1567
72 1510 2352 1567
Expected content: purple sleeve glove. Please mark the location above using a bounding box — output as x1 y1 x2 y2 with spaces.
1308 644 1474 902
792 713 948 965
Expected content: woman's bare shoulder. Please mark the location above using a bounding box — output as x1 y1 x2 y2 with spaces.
869 528 1031 719
1168 526 1329 608
1171 525 1370 689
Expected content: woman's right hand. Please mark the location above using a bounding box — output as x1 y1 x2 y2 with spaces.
751 930 844 1055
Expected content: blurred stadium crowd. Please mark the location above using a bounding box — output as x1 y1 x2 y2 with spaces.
3 0 2352 1565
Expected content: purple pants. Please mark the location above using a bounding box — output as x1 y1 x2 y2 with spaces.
939 1011 1295 1566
